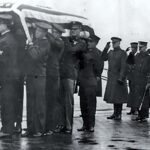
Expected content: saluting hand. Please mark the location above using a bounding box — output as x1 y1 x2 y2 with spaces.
104 42 111 50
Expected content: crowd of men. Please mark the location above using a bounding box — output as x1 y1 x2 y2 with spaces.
0 13 149 138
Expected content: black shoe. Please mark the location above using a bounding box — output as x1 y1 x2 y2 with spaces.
54 125 66 133
88 127 94 132
14 123 22 134
132 116 141 121
114 115 121 121
107 114 115 119
33 132 42 137
77 126 87 132
0 132 11 138
139 118 147 123
21 131 33 137
127 111 132 115
65 129 72 134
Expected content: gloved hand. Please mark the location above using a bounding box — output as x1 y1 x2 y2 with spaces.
126 47 130 52
104 42 111 50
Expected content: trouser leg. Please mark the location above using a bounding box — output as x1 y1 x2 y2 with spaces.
1 80 17 134
63 79 74 131
45 76 60 131
80 87 89 129
86 87 97 128
14 76 24 125
26 77 36 134
138 108 149 119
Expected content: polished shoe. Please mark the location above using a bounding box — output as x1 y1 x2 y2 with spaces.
127 111 138 115
54 125 66 133
33 132 42 137
21 131 33 137
14 123 22 134
127 111 132 115
132 116 141 121
77 126 87 132
107 114 115 119
88 127 94 132
114 115 121 121
65 129 72 134
0 132 11 138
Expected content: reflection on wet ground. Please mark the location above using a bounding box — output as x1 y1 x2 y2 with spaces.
0 97 150 150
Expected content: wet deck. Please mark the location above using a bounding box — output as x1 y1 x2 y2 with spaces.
0 94 150 150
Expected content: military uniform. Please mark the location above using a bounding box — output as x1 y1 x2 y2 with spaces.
26 36 50 134
45 33 64 131
58 36 86 132
102 37 128 120
132 51 150 119
78 47 103 130
14 32 26 131
126 42 138 114
0 30 19 135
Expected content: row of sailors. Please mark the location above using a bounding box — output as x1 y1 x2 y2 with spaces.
0 14 149 138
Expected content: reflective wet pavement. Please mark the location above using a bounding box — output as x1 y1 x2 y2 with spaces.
0 95 150 150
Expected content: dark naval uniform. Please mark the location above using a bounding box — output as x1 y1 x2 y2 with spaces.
0 30 20 134
45 34 64 131
126 52 137 113
78 47 103 130
26 37 50 134
132 52 150 119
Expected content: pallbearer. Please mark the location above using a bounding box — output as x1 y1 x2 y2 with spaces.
23 21 50 137
0 14 20 137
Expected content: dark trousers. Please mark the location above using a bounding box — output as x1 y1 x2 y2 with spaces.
26 76 46 133
1 79 19 134
113 104 123 116
80 86 97 128
58 79 75 130
45 75 60 131
138 108 149 118
14 75 24 125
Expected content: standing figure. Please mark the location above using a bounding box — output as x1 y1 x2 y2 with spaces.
45 24 65 134
54 21 86 134
23 22 50 137
0 14 20 137
77 27 104 132
132 41 150 122
102 37 128 120
126 42 138 115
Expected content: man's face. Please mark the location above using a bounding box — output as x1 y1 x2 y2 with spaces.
88 40 97 49
112 41 120 48
52 28 61 39
131 47 138 54
70 25 81 38
139 45 147 52
35 27 46 39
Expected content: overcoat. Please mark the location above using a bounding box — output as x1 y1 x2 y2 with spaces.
102 47 128 104
128 52 150 109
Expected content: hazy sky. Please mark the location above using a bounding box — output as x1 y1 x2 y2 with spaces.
1 0 150 49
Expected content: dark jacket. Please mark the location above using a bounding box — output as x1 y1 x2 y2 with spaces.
128 52 150 109
0 31 19 81
60 37 87 80
26 37 50 77
46 34 64 77
102 47 128 103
